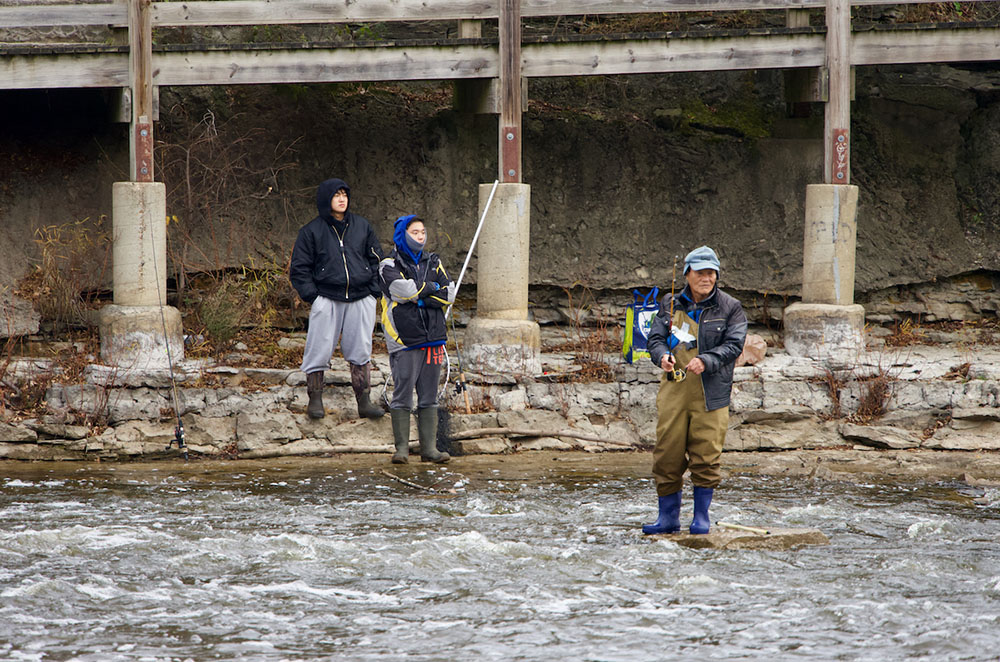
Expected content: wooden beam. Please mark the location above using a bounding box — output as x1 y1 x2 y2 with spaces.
824 0 850 184
0 4 126 28
148 0 1000 25
152 45 498 86
500 0 522 183
151 0 496 26
3 25 1000 90
0 53 129 89
521 33 827 75
852 25 1000 65
129 0 154 182
2 0 996 29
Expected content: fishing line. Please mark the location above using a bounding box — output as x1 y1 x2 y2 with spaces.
148 212 187 459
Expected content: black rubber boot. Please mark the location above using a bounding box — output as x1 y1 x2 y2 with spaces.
306 371 325 419
350 362 384 419
417 407 449 463
390 408 410 464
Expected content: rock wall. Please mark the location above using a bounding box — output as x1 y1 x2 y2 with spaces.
2 341 999 460
3 64 1000 336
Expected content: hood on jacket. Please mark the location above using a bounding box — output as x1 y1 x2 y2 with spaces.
393 214 424 266
316 178 351 220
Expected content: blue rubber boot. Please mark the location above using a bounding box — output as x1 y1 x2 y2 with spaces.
690 486 714 534
642 492 681 535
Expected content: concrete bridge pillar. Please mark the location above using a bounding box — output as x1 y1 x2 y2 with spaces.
784 183 865 363
97 182 183 370
463 182 540 377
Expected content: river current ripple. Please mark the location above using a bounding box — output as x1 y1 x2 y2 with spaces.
1 459 999 661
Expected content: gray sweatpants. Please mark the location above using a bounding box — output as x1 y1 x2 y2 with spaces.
389 346 445 410
300 295 376 374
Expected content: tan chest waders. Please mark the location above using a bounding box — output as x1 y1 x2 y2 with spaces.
652 308 729 496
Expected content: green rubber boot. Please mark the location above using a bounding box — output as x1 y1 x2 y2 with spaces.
390 408 410 464
417 407 449 463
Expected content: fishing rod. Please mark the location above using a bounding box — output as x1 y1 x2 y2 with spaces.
447 179 499 323
435 179 500 450
666 255 686 382
149 219 187 460
442 177 499 399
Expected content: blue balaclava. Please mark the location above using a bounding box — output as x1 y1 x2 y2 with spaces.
393 214 424 265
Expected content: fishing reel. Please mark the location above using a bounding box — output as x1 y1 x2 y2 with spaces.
664 353 686 382
166 419 188 460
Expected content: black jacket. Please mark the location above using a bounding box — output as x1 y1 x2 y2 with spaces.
378 246 453 352
647 285 747 411
289 178 383 303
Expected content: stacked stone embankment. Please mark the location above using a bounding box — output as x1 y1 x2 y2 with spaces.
1 332 999 462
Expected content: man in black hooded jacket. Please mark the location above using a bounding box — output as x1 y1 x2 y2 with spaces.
290 178 384 420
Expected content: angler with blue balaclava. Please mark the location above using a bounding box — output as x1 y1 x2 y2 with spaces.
642 246 747 535
378 214 456 464
290 178 385 420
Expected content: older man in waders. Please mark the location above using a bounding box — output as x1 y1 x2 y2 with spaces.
290 178 385 420
642 246 747 535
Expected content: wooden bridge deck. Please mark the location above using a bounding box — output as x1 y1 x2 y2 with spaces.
3 20 999 90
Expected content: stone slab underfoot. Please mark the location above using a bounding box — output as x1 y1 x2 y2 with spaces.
646 526 830 550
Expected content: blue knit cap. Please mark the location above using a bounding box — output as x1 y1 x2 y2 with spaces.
683 246 721 275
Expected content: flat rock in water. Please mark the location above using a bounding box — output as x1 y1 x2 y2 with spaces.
647 527 829 551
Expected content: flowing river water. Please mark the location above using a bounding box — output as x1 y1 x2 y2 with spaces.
2 452 999 661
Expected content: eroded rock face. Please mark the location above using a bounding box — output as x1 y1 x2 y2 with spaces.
3 65 1000 338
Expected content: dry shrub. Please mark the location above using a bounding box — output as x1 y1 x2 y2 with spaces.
849 370 895 423
16 217 111 330
548 283 618 383
183 259 299 358
0 328 107 423
236 254 297 329
194 274 247 350
447 385 493 414
817 357 898 424
466 389 494 414
943 362 972 382
0 309 19 416
884 318 927 347
853 2 999 23
818 368 846 419
575 13 685 34
5 371 54 416
229 328 301 368
157 108 300 303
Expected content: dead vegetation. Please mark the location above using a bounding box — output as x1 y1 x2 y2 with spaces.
543 283 619 383
815 351 902 424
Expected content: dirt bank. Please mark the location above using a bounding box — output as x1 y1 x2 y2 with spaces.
4 449 999 486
